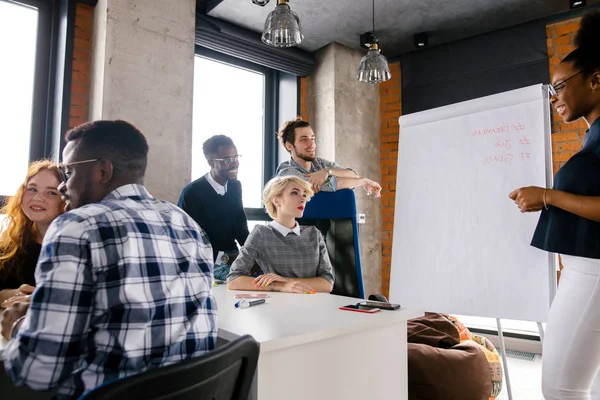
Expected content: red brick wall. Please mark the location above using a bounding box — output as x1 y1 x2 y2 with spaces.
69 3 94 129
379 63 401 298
299 76 309 122
547 17 586 175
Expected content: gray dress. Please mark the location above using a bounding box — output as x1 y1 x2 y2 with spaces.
226 224 334 284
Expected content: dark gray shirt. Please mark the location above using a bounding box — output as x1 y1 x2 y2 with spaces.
226 224 334 284
276 157 355 192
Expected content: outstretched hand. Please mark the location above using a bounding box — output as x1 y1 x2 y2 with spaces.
509 186 546 213
362 179 382 197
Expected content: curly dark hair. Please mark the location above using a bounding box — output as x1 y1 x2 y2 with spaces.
562 11 600 74
65 120 149 178
202 135 234 159
277 117 310 153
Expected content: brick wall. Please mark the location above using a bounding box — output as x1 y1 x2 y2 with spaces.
547 17 586 175
299 76 309 122
69 3 94 129
379 62 401 298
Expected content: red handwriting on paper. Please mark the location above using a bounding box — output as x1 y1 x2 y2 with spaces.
495 139 512 149
512 122 526 133
473 126 510 136
521 152 531 161
518 136 531 145
473 122 527 137
482 153 514 165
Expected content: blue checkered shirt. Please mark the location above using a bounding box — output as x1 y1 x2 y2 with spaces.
3 184 218 399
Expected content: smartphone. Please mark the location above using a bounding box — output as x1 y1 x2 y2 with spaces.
339 304 381 314
358 300 401 310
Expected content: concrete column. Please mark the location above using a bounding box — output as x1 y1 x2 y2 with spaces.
307 43 382 296
89 0 196 203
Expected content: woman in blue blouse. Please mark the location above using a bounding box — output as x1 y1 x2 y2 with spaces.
510 12 600 400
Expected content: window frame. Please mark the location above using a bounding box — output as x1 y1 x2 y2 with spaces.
0 0 75 204
194 46 277 222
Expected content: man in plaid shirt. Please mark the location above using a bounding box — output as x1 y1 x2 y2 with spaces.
1 120 217 399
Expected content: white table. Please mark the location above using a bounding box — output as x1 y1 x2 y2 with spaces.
214 286 422 400
1 289 423 400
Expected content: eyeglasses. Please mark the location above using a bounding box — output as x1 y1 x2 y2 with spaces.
57 158 122 183
212 155 241 167
549 69 587 97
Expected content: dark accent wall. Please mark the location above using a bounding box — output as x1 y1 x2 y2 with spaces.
400 19 549 115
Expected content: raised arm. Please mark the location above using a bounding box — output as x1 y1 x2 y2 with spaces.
336 177 382 197
323 160 359 178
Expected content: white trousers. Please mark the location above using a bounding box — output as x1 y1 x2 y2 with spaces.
542 254 600 400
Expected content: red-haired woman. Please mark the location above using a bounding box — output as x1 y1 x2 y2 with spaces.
0 160 65 307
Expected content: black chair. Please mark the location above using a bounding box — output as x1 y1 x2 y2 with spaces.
78 335 259 400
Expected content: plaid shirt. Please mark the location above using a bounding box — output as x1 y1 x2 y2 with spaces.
3 184 217 399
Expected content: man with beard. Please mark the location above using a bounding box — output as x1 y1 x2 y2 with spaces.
1 120 217 399
178 135 249 281
275 117 382 196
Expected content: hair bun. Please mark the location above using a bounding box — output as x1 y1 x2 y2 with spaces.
574 11 600 51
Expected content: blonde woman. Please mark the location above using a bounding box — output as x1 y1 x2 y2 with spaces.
0 160 65 307
226 175 334 293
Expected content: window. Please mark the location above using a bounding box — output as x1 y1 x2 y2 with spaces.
192 48 277 214
0 1 38 196
456 315 543 337
0 0 72 202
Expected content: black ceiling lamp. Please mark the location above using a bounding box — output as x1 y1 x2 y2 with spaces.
570 0 586 8
357 0 391 84
252 0 270 6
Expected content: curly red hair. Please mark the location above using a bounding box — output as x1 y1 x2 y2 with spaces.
0 159 64 276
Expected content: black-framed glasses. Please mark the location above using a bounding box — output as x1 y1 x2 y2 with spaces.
549 69 588 97
212 155 241 167
57 159 122 183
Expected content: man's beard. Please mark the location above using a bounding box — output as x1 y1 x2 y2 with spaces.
70 180 95 209
296 150 316 162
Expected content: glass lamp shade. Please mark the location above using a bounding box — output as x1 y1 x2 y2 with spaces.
357 44 391 84
261 2 303 47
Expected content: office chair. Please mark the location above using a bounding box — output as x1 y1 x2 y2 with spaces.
78 335 259 400
299 189 366 298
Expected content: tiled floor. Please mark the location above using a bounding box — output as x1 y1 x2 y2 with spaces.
497 354 543 400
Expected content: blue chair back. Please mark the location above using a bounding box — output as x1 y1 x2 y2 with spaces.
299 189 365 298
